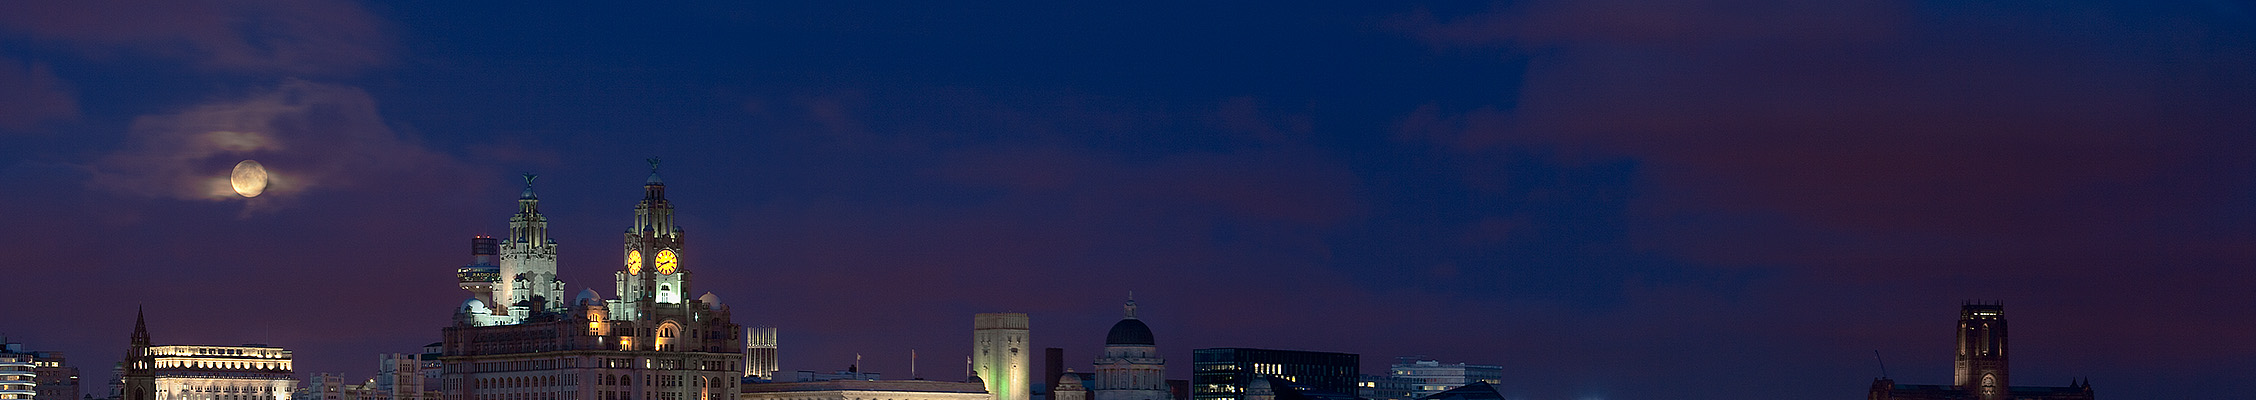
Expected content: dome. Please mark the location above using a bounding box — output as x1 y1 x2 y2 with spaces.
460 298 489 314
576 289 601 305
1105 318 1154 346
698 292 721 306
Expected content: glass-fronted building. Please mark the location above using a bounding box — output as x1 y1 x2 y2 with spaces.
1189 349 1356 400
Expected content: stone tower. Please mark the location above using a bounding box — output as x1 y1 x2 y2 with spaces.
613 159 689 324
1093 297 1167 400
1954 303 2008 400
497 174 565 320
121 309 154 400
974 313 1030 400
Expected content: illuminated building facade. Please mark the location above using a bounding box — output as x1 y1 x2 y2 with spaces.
1385 359 1498 399
972 314 1029 400
739 380 992 400
2 347 32 400
2 341 76 400
742 328 776 381
440 164 743 400
1867 303 2094 400
116 312 298 400
1353 375 1411 400
1091 299 1166 400
1189 349 1356 400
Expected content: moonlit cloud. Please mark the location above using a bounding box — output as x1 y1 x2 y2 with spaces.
88 80 457 204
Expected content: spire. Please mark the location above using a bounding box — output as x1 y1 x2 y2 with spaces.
1123 292 1138 319
132 306 150 345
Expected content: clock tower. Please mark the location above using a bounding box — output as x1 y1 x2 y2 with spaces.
611 158 691 329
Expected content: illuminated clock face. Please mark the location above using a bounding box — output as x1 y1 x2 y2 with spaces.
656 249 679 275
626 250 643 275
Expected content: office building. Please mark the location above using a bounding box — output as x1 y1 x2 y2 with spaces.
1354 375 1411 400
1189 349 1356 400
2 347 32 400
2 341 76 400
1387 358 1498 399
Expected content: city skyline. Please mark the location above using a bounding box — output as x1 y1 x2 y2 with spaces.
3 1 2253 399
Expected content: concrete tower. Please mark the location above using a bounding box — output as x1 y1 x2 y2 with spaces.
745 326 779 380
1093 297 1166 400
497 173 565 320
974 313 1030 400
1954 303 2008 400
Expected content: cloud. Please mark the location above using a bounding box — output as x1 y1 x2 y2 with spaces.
0 57 78 131
1392 0 2256 374
1399 0 2256 266
0 0 391 74
88 80 458 204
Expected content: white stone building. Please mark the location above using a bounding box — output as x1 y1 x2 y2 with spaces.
1090 299 1165 400
971 314 1028 400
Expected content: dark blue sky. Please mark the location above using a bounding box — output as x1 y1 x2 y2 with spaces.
3 1 2254 399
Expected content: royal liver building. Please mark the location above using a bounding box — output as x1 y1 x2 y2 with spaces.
441 162 743 400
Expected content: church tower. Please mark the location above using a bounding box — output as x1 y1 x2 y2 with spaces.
1092 296 1166 400
1954 303 2008 400
121 308 154 400
496 174 565 321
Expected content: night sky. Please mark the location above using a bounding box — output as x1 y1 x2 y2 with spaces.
3 1 2253 399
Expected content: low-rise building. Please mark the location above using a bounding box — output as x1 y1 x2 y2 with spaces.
739 380 990 400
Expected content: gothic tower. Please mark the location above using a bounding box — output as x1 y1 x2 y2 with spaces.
1093 296 1167 400
973 313 1030 400
1954 303 2008 400
497 174 565 320
121 308 154 400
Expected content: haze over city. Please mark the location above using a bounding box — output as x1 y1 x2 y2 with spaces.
1 1 2252 400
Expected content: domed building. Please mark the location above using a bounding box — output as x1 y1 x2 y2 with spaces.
1092 297 1168 400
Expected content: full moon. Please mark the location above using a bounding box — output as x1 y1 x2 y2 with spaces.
230 160 268 197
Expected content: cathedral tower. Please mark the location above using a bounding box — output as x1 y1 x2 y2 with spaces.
1093 296 1166 400
973 313 1030 400
1954 303 2008 400
496 174 565 320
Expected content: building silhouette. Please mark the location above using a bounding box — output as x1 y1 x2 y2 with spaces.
1867 303 2094 400
972 314 1030 400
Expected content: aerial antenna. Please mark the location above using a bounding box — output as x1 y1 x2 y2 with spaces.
1874 350 1890 378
